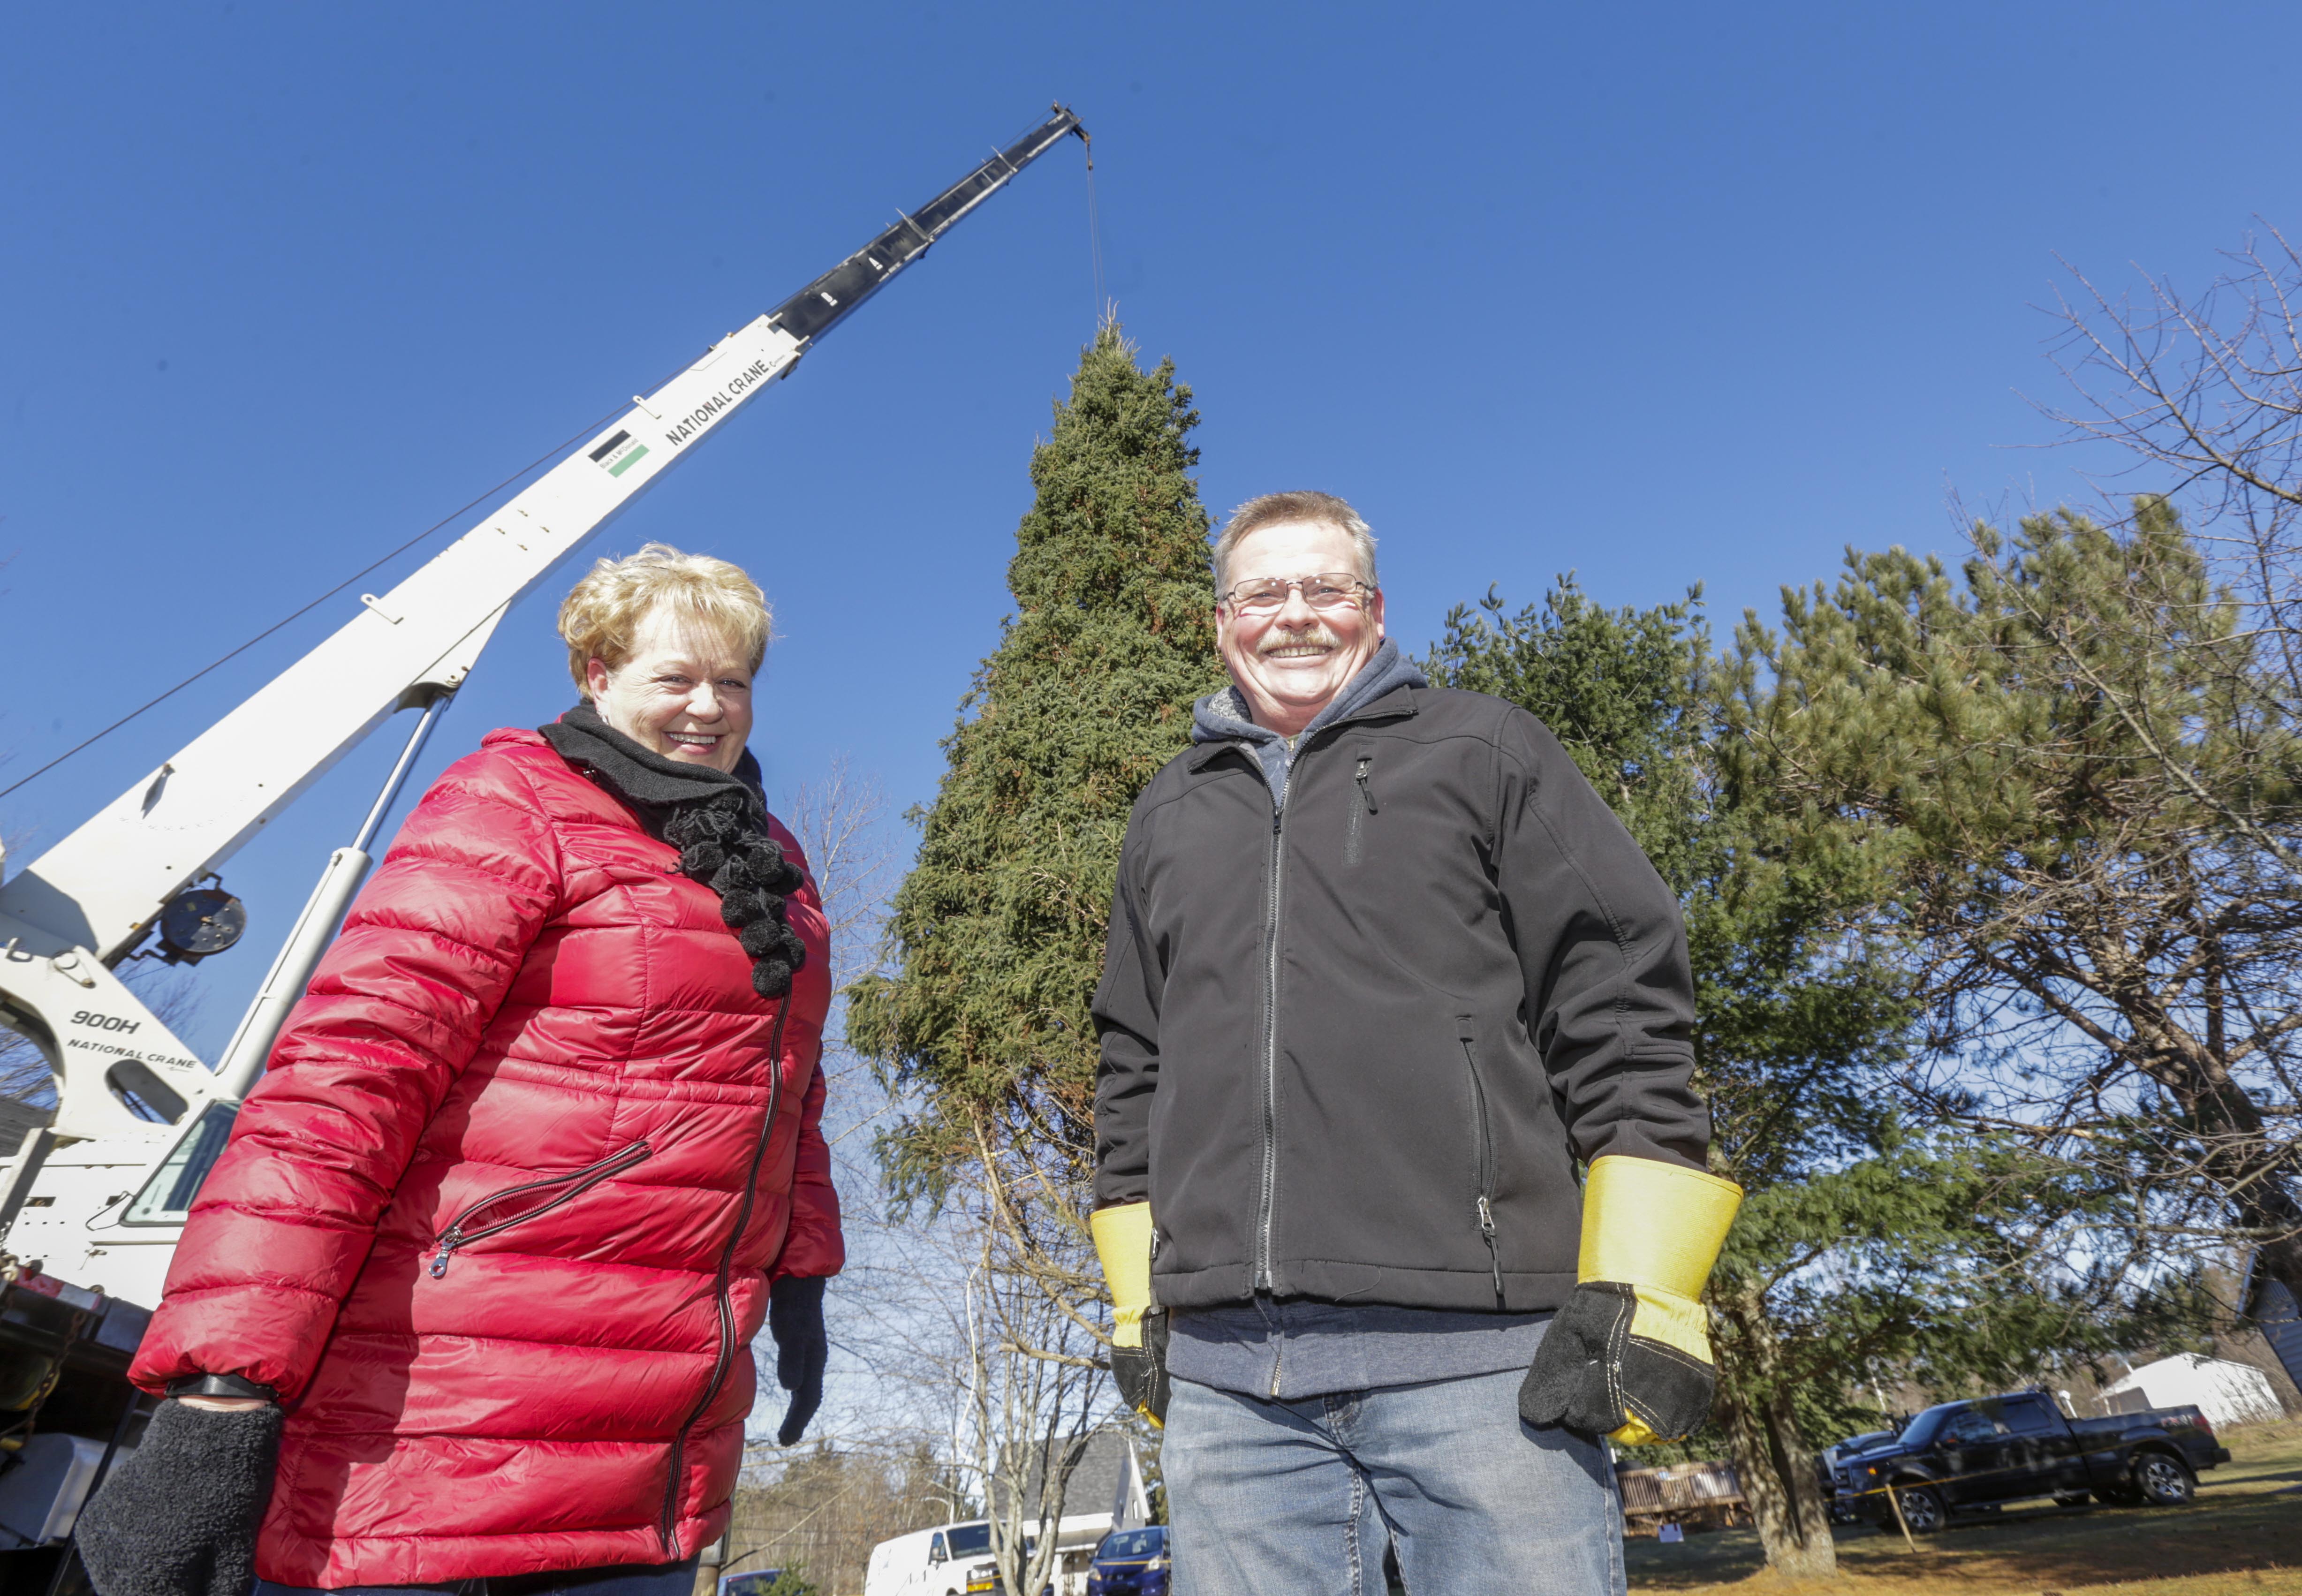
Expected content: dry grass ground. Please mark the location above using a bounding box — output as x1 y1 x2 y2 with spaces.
1627 1420 2302 1596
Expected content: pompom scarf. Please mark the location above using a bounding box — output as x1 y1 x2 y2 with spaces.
538 703 808 998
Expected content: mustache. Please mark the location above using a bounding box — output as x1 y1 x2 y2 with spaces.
1258 623 1342 656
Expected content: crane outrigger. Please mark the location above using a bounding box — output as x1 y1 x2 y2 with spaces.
0 106 1085 1565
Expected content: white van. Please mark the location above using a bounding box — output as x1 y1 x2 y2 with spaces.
863 1520 995 1596
864 1514 1109 1596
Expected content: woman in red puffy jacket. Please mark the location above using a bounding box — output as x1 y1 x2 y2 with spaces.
77 544 843 1596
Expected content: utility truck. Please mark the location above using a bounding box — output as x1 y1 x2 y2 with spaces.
0 105 1086 1580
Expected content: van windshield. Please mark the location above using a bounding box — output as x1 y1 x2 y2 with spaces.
943 1524 992 1558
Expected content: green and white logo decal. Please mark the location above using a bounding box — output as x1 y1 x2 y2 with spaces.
588 429 648 478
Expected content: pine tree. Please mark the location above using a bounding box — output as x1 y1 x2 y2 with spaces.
847 326 1224 1206
1430 582 2182 1577
1731 502 2302 1328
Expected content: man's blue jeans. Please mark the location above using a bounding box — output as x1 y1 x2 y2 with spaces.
1162 1367 1625 1596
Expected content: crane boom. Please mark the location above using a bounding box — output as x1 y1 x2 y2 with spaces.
0 105 1086 972
767 110 1088 344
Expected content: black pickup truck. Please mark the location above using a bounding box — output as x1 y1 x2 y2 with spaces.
1831 1390 2231 1533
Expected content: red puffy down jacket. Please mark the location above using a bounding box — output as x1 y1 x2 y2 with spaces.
129 728 842 1587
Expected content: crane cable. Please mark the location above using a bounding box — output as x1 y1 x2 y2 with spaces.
1085 133 1110 326
0 403 631 803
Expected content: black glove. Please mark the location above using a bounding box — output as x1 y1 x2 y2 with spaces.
1113 1307 1170 1428
1518 1157 1740 1445
769 1274 828 1446
76 1399 283 1596
1518 1282 1715 1444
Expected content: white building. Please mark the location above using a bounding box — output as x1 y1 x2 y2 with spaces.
2102 1353 2287 1429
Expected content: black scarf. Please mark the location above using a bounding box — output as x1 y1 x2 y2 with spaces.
538 703 808 998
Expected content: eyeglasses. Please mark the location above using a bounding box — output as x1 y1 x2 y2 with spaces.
1219 573 1374 615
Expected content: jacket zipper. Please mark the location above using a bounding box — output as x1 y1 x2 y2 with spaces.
1255 793 1286 1293
428 1142 653 1278
1344 755 1375 866
1249 725 1378 1292
658 1001 790 1553
1461 1029 1504 1309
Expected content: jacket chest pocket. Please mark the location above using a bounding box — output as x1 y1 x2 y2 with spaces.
1343 751 1378 867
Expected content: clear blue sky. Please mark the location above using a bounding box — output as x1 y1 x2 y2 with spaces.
6 1 2299 1057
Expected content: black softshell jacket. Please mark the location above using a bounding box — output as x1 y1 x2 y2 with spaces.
1091 682 1707 1315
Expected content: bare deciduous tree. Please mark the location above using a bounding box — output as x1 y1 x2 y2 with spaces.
2039 226 2302 832
959 1188 1107 1596
786 758 898 984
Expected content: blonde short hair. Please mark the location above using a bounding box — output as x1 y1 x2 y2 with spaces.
1212 491 1379 597
558 543 772 697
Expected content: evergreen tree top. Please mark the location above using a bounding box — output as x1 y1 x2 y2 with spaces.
848 327 1227 1205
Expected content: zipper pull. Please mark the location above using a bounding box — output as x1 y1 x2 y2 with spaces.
430 1229 461 1279
1477 1197 1504 1307
1355 757 1376 814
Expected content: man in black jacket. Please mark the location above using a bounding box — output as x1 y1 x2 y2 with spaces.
1090 492 1742 1595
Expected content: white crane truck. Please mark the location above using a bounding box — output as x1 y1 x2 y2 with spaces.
0 106 1086 1582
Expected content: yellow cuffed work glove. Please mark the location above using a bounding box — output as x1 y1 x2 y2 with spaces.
1517 1156 1743 1446
1090 1202 1169 1427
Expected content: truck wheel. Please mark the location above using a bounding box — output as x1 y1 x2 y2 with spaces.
1893 1485 1946 1534
2133 1453 2194 1507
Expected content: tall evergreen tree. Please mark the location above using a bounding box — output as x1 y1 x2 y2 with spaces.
848 327 1224 1206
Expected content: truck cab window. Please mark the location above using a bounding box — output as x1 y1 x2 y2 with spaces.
1946 1411 1999 1444
121 1101 240 1224
2004 1397 2060 1435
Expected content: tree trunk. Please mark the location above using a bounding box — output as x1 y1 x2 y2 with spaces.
1715 1293 1839 1580
2187 1075 2302 1311
2240 1189 2302 1323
